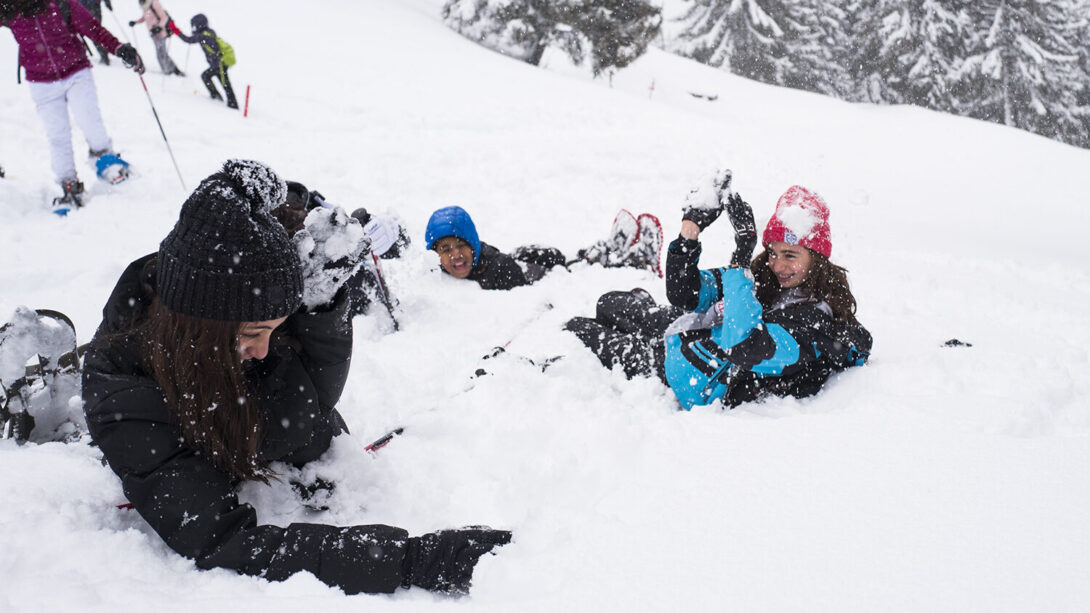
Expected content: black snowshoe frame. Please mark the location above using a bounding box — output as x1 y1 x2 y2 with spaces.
0 309 85 443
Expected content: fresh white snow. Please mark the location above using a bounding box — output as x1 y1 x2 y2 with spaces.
2 0 1089 611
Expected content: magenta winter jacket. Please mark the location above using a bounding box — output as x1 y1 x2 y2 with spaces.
4 0 122 83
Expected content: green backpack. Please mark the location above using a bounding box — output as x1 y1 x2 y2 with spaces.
202 35 236 67
216 35 236 67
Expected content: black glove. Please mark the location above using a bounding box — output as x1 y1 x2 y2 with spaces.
127 19 136 27
150 25 162 35
403 527 512 594
115 43 145 74
681 168 733 231
725 192 757 268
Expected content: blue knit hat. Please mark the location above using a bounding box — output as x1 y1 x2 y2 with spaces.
425 206 481 266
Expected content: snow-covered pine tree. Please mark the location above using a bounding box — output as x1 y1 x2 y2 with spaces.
776 0 855 97
441 0 659 75
441 0 584 66
847 0 971 111
581 0 662 77
672 0 788 83
955 0 1089 147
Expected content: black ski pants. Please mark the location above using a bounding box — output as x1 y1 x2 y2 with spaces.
202 63 238 109
564 289 682 382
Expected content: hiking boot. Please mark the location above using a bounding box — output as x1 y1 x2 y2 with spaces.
622 213 664 277
52 179 84 216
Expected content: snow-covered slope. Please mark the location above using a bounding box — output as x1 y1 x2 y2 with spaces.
2 1 1088 611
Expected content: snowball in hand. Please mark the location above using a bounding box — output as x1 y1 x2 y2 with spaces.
683 168 734 210
293 206 370 310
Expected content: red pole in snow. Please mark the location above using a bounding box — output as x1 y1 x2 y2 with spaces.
243 85 251 117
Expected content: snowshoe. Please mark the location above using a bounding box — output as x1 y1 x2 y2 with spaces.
578 209 639 265
51 179 85 217
95 153 131 185
0 307 85 444
622 213 664 277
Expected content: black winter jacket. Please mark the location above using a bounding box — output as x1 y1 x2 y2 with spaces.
467 242 540 290
176 26 223 68
82 255 410 594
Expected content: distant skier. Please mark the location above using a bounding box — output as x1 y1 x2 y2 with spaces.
127 0 182 76
424 205 663 291
171 12 237 109
1 0 145 213
76 0 111 65
82 159 511 596
566 170 873 409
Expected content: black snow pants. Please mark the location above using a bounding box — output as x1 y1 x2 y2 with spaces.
564 289 682 382
202 63 238 109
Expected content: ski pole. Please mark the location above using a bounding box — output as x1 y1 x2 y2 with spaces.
364 427 404 453
105 5 131 45
370 252 400 331
364 302 556 454
138 75 186 190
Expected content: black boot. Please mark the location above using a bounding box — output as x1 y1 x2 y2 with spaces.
52 179 85 216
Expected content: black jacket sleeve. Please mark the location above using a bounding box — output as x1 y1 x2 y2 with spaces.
469 243 531 291
82 279 409 594
665 236 703 311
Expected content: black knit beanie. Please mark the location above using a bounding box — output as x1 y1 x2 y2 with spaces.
156 160 303 322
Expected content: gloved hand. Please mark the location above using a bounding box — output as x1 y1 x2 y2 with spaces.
114 43 145 74
361 216 401 257
725 192 757 268
293 206 370 310
167 16 181 36
150 24 162 36
403 527 512 594
681 168 733 231
127 20 136 27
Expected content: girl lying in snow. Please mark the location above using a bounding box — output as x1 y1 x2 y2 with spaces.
424 205 664 290
566 169 872 409
81 160 509 595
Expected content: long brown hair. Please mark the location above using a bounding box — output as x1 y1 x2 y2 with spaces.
137 298 271 482
751 249 859 324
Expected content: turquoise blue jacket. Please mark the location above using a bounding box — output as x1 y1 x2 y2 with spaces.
663 238 871 409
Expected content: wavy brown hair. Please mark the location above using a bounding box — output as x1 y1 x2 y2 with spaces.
750 249 859 324
137 298 271 483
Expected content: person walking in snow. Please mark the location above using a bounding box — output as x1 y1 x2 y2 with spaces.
127 0 182 76
273 178 410 318
76 0 111 65
565 169 872 409
171 12 236 108
1 0 145 210
82 160 511 595
425 205 663 291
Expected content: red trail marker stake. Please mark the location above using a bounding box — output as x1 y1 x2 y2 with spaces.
243 85 251 117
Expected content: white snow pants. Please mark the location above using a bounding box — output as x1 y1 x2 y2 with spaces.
28 68 113 183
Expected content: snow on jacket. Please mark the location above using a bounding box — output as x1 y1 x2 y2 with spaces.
82 255 411 594
662 237 872 409
3 0 122 82
134 0 170 39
